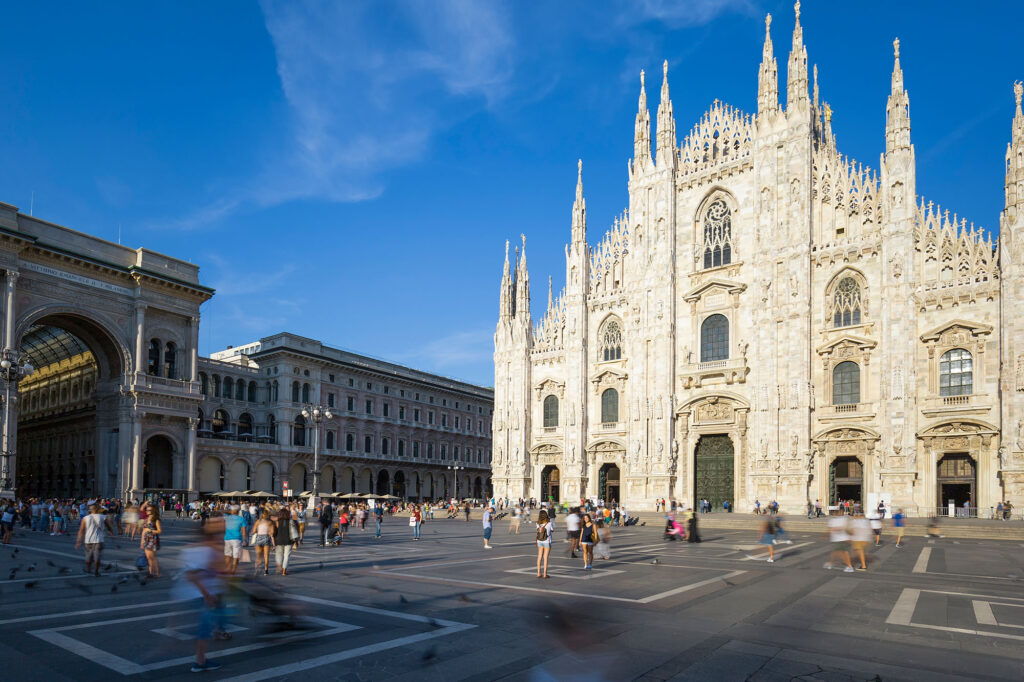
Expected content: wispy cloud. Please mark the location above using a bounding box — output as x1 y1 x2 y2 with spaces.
204 253 297 296
621 0 758 28
400 328 494 370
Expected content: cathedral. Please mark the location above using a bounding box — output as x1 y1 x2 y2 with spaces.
491 3 1024 513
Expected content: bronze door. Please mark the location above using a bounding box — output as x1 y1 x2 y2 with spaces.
694 435 734 508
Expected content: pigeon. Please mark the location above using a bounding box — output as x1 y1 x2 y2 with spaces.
399 595 408 604
457 594 473 603
117 576 129 585
421 646 437 661
8 568 18 580
24 581 37 589
110 585 118 593
69 581 92 595
27 562 36 572
58 567 72 575
640 522 646 527
651 559 659 565
46 560 56 567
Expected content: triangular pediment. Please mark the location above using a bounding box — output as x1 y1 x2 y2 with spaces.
683 278 747 302
591 368 626 384
920 319 993 343
533 378 565 399
816 334 877 355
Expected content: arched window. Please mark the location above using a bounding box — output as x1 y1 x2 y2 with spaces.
272 380 279 402
302 383 311 403
291 381 300 402
223 377 234 400
700 314 729 362
238 413 253 441
832 361 860 405
235 379 245 401
600 319 623 361
248 381 257 402
326 431 335 450
212 409 230 435
213 375 221 398
832 277 862 327
199 373 209 396
294 414 306 446
601 388 619 424
163 342 177 379
346 433 354 451
543 395 559 428
147 339 161 376
702 199 733 269
939 348 973 396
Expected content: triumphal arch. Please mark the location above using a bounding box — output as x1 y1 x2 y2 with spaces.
0 201 212 500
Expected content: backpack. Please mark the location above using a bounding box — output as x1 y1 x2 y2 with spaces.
536 524 548 542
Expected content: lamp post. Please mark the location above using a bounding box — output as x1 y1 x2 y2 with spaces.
0 353 34 499
301 403 333 509
447 464 464 502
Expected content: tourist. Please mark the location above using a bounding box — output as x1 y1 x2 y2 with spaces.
410 504 421 540
252 510 275 576
869 510 883 545
579 513 596 569
687 507 701 543
222 506 247 574
893 507 905 547
482 505 494 549
757 515 776 563
824 513 855 572
595 520 612 560
509 505 521 534
140 505 163 578
318 501 333 547
0 503 13 544
851 511 871 571
536 509 553 578
374 504 384 539
75 503 113 576
274 507 292 575
174 523 230 673
565 507 581 558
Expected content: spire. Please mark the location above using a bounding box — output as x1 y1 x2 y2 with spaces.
633 70 652 171
498 240 513 322
656 60 677 166
786 1 809 109
757 13 778 115
547 275 553 311
885 37 912 155
515 233 531 324
812 64 819 110
571 159 587 245
1005 81 1024 215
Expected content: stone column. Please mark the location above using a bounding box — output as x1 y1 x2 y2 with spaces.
0 384 18 498
4 270 18 350
187 417 198 498
130 411 144 496
133 301 147 377
117 406 133 500
189 316 199 383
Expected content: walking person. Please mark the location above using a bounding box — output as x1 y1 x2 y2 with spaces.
749 514 776 563
893 507 905 548
580 513 596 570
565 507 581 558
274 507 292 575
482 505 494 549
869 510 883 546
851 512 871 571
595 520 612 560
75 504 113 576
252 510 275 576
222 506 247 575
824 513 855 572
175 523 230 673
410 505 421 540
510 505 521 534
374 504 383 539
686 507 701 543
140 506 163 578
318 502 333 547
535 509 553 578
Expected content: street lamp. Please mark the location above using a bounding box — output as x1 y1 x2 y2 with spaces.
0 353 34 498
447 464 464 502
301 403 333 509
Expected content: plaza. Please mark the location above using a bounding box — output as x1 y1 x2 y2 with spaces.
1 514 1023 680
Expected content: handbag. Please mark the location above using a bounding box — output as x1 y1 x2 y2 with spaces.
240 548 252 564
409 517 416 527
289 520 299 542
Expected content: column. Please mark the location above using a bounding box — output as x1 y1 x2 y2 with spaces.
0 384 18 498
187 417 198 498
117 408 133 500
133 301 146 376
188 316 199 383
130 411 144 495
4 270 18 350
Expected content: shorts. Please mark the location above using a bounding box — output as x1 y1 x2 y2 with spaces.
224 539 242 558
537 540 551 548
832 540 850 551
760 534 775 546
569 530 581 539
254 534 271 547
483 527 492 540
84 543 102 564
194 598 226 640
580 539 593 546
872 528 881 537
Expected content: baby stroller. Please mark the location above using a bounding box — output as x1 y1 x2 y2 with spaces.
231 577 312 635
664 517 686 541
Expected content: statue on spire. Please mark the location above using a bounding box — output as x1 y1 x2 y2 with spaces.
757 13 779 116
885 36 911 155
656 60 677 166
571 160 587 245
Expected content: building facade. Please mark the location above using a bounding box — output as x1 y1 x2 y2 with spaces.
194 333 493 501
492 5 1024 513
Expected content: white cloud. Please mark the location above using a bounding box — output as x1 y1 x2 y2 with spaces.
400 328 494 370
622 0 757 28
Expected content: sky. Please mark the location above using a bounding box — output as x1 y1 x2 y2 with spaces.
0 1 1021 387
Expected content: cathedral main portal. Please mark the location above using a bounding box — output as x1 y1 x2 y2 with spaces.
694 435 734 509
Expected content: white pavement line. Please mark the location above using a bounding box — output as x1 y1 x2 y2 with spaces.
635 570 746 604
217 623 476 682
6 543 88 560
912 547 931 573
31 629 147 675
377 570 638 602
973 600 998 626
740 542 813 560
885 588 921 626
919 589 1024 601
377 554 526 573
285 593 470 627
0 598 183 626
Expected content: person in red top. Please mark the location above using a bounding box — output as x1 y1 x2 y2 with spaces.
411 505 422 540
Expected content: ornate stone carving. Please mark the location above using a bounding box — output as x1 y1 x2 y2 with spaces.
695 398 734 422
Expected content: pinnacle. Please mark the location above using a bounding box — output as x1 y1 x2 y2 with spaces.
894 37 900 59
766 12 771 29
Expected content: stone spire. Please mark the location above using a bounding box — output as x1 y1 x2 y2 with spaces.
515 233 531 325
633 70 652 171
1005 81 1024 217
786 1 809 109
757 13 779 115
498 240 513 322
547 275 553 311
656 60 677 166
571 159 587 245
885 38 912 155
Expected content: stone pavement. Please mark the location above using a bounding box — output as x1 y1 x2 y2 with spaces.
0 513 1023 680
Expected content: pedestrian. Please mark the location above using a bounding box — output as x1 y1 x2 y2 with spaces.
222 506 247 575
0 503 13 544
252 510 275 576
755 515 776 562
318 502 333 547
686 508 701 543
75 504 113 576
374 504 384 539
851 512 871 571
823 513 855 572
565 507 581 558
595 520 612 560
869 510 882 546
535 509 553 578
893 507 905 547
410 504 421 540
174 523 230 673
140 506 163 578
773 512 792 544
274 507 292 575
580 513 596 569
482 505 494 549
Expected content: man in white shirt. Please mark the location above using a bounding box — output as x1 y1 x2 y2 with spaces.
75 505 113 576
824 514 854 573
565 508 581 558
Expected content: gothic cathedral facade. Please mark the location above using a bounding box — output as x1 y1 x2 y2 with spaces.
492 4 1024 513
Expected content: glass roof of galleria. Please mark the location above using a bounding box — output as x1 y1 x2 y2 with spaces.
20 324 91 371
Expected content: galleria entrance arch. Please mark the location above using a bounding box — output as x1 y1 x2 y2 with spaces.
0 202 212 499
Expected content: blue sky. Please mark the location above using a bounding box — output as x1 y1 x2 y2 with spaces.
1 1 1021 386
